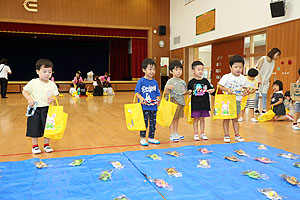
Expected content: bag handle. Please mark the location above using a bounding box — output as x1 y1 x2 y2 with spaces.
162 91 171 102
50 96 59 106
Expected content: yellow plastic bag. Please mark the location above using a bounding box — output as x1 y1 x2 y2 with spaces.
124 93 146 131
212 86 237 120
157 92 178 127
184 96 194 124
241 95 248 111
44 97 68 140
258 109 275 122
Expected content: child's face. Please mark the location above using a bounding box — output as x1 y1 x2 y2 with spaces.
248 76 255 81
36 66 52 82
272 84 279 92
285 96 291 101
170 66 182 78
143 64 156 79
192 65 204 78
76 73 80 77
230 62 243 77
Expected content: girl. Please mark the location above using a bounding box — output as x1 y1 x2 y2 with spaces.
73 71 83 85
187 61 215 141
284 91 295 121
270 80 288 121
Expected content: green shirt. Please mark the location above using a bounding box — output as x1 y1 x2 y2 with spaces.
164 77 186 105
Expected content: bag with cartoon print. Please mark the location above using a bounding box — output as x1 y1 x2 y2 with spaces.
44 97 68 140
212 86 237 120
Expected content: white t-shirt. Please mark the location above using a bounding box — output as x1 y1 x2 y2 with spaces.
69 87 76 94
218 73 249 101
23 78 59 107
0 64 12 79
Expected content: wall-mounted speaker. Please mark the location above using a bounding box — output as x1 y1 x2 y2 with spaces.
158 25 166 35
270 0 285 18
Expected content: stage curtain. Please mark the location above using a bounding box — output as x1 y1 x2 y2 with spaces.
131 38 147 78
110 39 129 80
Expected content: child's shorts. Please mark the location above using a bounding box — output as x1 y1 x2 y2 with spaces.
295 102 300 113
236 101 241 114
191 110 210 118
245 98 255 109
26 106 49 138
170 98 184 120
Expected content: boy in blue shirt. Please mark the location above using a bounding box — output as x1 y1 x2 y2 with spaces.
135 58 161 146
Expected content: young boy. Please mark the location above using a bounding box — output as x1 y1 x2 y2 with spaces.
218 55 249 143
164 60 187 142
23 59 59 154
292 68 300 130
135 58 161 146
238 68 259 122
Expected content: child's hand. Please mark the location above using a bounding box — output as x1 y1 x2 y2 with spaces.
227 88 233 94
188 90 192 95
139 97 146 105
166 85 174 91
208 89 215 94
183 90 187 95
28 99 34 108
48 97 55 105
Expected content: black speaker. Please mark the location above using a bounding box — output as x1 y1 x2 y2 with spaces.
270 1 285 18
158 25 166 35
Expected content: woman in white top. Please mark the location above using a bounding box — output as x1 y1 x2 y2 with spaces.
255 48 281 113
0 58 12 98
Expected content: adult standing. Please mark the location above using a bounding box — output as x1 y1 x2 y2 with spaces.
254 48 281 114
0 58 12 98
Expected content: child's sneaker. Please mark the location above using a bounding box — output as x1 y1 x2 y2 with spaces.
140 138 149 146
170 134 179 142
200 134 208 140
255 110 260 114
234 135 245 142
238 117 243 122
292 124 300 130
261 110 267 114
194 133 200 141
251 118 258 123
44 146 54 153
286 115 293 121
32 146 42 154
148 138 160 144
224 136 231 143
175 132 184 140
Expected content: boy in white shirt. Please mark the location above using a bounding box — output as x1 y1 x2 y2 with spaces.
23 59 59 154
218 55 249 143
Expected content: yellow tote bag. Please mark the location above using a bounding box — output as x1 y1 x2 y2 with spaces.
157 92 178 127
241 95 248 111
184 96 194 124
212 86 237 120
124 93 146 131
258 108 275 122
44 97 68 140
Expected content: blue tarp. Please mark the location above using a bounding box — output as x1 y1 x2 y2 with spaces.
0 142 299 200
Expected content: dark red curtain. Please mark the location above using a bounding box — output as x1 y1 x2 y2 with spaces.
110 39 129 80
132 38 148 78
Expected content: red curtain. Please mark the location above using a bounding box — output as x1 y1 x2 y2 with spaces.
132 38 148 78
110 39 129 80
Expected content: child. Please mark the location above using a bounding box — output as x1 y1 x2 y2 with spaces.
22 59 59 154
238 68 259 122
69 83 76 94
73 71 83 85
78 83 87 97
187 61 215 141
164 60 187 142
135 58 161 146
284 91 295 120
93 76 103 96
292 68 300 130
218 55 249 143
100 72 111 87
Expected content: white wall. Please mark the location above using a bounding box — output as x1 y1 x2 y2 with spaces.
170 0 300 50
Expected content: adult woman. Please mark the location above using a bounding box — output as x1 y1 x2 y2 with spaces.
0 58 12 98
255 48 281 114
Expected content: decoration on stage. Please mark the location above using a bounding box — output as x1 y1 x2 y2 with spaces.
254 157 276 164
23 0 38 13
224 156 244 162
294 162 300 168
280 175 300 186
34 161 48 169
164 167 182 178
197 159 211 168
151 179 173 191
110 161 124 169
146 154 162 160
69 159 84 166
234 149 249 157
277 153 299 160
114 194 130 200
99 170 113 181
257 144 267 150
242 170 269 180
198 148 213 154
164 151 183 157
258 188 283 200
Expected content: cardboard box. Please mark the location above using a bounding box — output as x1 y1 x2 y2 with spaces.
290 83 300 101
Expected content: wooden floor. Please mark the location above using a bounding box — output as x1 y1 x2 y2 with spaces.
0 92 299 162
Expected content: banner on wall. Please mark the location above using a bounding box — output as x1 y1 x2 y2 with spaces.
196 9 215 35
